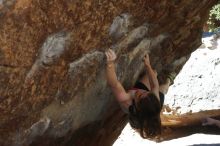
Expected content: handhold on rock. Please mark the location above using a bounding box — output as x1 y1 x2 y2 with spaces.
27 116 51 137
109 13 134 40
24 31 71 87
40 31 71 67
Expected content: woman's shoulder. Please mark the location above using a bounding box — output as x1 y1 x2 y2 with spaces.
119 101 132 114
118 93 133 113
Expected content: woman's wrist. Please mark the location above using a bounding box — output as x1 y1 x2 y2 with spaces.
107 61 115 64
107 61 115 68
144 63 151 68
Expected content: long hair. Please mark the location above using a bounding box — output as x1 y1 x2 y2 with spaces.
129 92 162 138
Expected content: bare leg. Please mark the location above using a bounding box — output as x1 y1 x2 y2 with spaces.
159 78 171 94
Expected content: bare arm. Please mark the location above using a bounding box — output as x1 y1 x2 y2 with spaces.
105 49 130 103
143 54 159 96
202 117 220 128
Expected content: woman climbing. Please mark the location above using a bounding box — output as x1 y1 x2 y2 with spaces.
105 49 175 138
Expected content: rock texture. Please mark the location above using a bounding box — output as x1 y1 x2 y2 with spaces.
0 0 219 146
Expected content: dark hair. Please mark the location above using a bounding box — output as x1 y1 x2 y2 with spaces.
129 92 162 138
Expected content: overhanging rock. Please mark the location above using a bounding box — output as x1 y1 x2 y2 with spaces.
0 0 219 146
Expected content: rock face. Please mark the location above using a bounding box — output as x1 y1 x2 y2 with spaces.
0 0 218 146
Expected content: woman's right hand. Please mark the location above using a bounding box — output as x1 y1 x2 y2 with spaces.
105 49 117 63
143 54 151 66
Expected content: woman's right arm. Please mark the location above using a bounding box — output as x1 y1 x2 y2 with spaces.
143 54 160 97
105 49 130 103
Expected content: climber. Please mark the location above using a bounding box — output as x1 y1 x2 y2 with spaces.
105 49 175 138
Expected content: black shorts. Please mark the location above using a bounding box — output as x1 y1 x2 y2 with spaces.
133 82 165 108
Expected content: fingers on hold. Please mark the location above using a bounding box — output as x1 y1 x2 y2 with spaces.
145 54 149 58
109 49 114 55
106 49 117 61
108 48 112 53
111 49 117 58
108 51 113 58
105 52 110 60
112 53 116 59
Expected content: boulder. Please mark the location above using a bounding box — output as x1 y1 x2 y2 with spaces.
0 0 219 146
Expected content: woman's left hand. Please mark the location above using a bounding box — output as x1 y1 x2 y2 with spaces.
105 49 117 63
143 54 151 66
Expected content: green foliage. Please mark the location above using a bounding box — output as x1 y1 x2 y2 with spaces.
207 3 220 32
210 4 220 20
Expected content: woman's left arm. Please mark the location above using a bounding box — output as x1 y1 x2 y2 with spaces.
105 49 130 103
